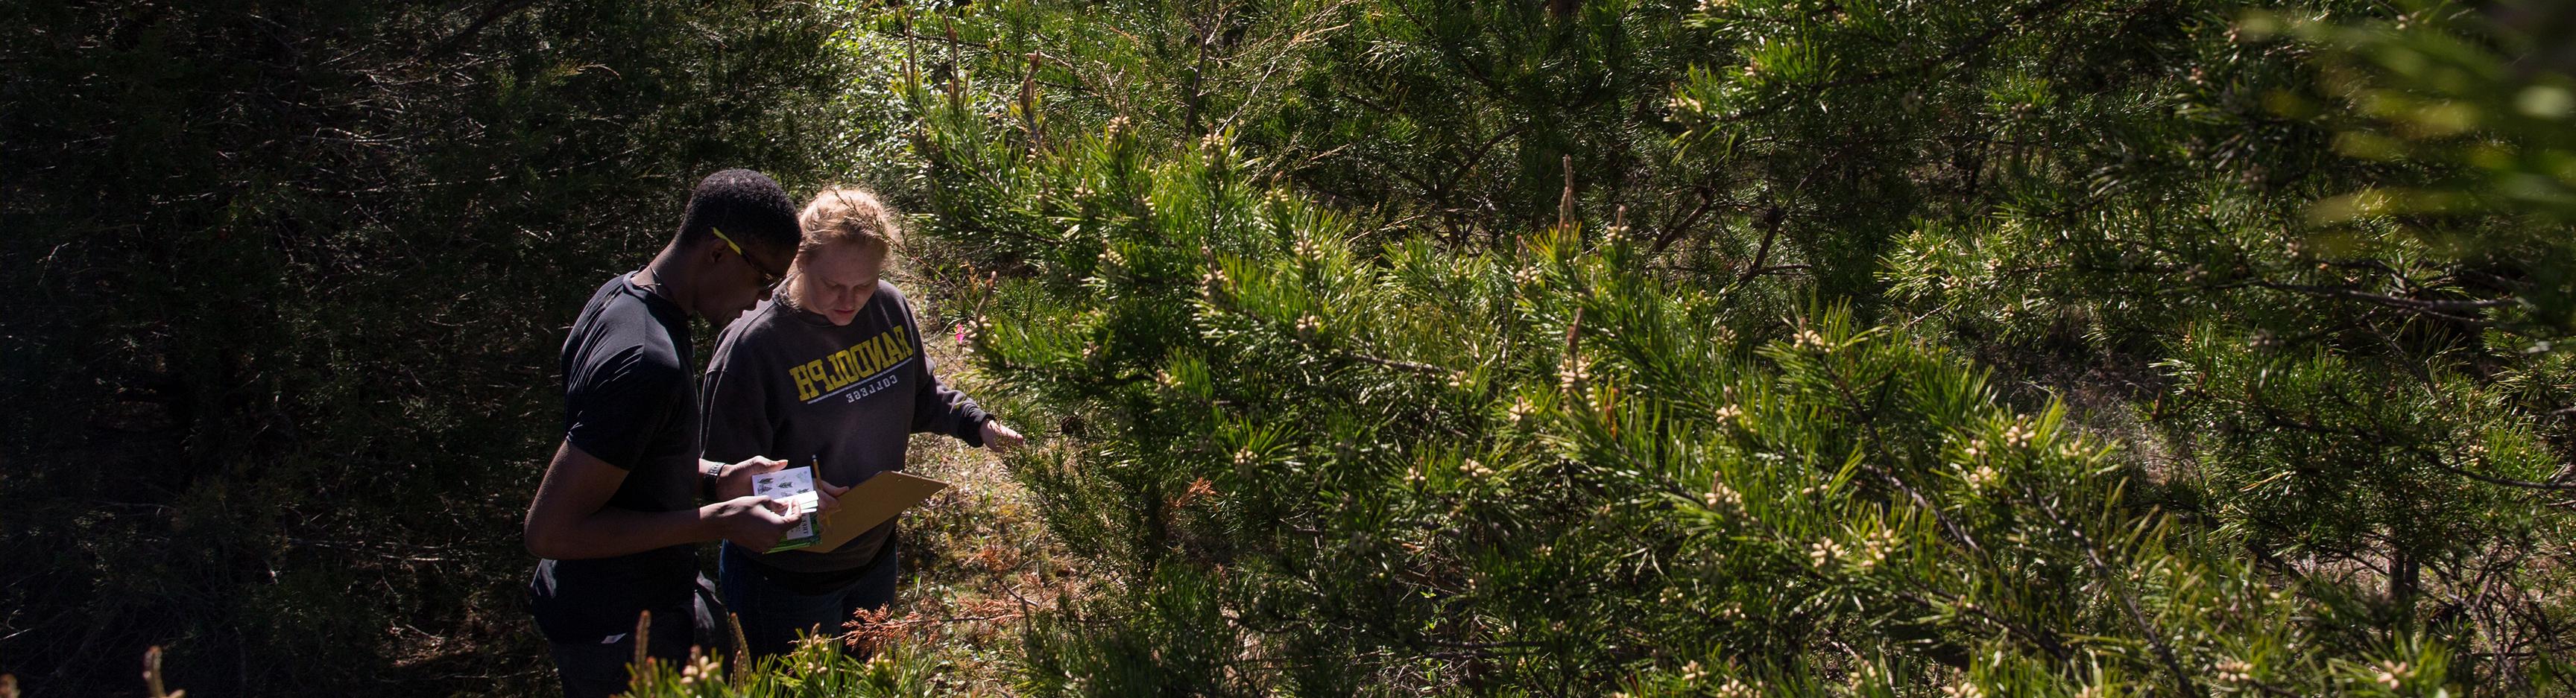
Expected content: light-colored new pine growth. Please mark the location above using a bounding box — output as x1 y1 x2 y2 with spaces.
864 4 2576 695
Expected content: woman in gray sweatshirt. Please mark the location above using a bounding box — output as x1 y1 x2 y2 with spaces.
698 187 1023 659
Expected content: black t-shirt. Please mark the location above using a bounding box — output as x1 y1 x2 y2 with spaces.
527 273 703 643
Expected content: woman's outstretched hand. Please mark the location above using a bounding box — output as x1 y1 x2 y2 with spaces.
981 420 1024 454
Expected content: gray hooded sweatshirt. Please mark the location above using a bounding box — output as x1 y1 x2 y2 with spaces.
700 281 988 590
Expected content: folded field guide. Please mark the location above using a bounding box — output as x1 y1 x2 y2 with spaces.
751 466 824 552
750 466 949 554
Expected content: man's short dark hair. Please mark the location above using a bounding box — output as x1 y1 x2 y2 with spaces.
677 168 801 256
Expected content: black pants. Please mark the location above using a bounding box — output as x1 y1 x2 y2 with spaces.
543 577 734 698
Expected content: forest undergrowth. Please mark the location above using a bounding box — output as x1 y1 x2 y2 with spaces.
10 1 2576 697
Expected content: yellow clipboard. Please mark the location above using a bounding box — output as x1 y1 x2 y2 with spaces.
801 471 949 554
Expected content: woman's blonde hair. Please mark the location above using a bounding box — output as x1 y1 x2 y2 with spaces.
798 186 901 254
782 187 902 303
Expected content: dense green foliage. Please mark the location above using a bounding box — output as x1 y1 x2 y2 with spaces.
867 0 2576 694
11 0 2576 696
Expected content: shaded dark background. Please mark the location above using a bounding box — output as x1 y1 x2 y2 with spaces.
0 1 856 694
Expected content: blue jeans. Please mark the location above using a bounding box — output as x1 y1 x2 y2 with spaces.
717 537 900 660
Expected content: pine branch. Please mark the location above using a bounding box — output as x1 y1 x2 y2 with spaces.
2248 280 2513 316
2443 466 2576 492
1718 0 2100 124
2033 495 2204 698
1347 352 1448 375
1734 204 1786 286
411 0 542 64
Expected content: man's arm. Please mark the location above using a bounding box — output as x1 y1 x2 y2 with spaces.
523 440 800 559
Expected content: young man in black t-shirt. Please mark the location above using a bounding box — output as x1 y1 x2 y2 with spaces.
522 169 849 698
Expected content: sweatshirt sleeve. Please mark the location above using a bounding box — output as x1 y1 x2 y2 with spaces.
699 326 777 469
897 291 991 445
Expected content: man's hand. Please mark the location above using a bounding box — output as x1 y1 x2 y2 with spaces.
702 495 800 551
981 420 1025 454
710 456 789 500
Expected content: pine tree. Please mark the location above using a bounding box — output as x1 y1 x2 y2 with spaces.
835 0 2576 694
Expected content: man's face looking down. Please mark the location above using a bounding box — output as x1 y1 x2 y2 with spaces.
705 226 792 322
